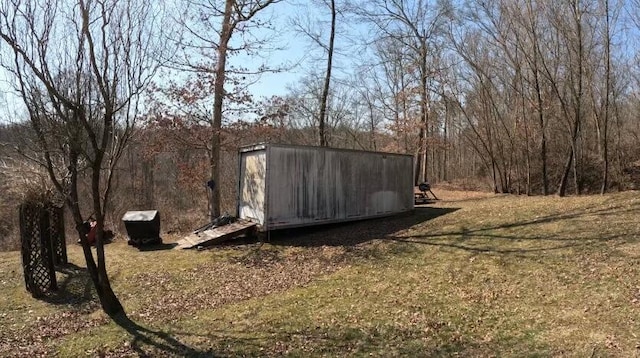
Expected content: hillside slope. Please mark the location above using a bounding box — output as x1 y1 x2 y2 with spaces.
2 189 640 357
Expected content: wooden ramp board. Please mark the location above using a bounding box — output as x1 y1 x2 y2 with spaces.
175 219 257 249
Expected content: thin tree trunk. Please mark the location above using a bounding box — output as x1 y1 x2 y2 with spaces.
491 160 499 193
559 0 584 197
573 141 580 195
526 0 548 195
535 76 548 196
419 43 429 183
523 94 532 195
601 0 611 194
443 99 449 182
367 96 377 150
414 128 425 185
318 0 336 147
558 117 581 197
557 148 574 197
573 0 584 196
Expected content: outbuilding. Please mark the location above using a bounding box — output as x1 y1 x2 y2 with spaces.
237 143 414 231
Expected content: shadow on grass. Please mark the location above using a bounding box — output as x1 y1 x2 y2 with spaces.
219 207 458 268
113 313 214 357
39 263 96 309
267 207 459 248
190 322 551 357
387 202 640 256
136 242 178 252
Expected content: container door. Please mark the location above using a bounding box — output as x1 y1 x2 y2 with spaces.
238 151 266 225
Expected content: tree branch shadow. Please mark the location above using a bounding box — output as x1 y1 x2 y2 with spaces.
112 313 215 357
387 234 627 258
38 263 96 309
386 202 640 258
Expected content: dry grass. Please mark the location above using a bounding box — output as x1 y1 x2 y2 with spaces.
2 189 640 356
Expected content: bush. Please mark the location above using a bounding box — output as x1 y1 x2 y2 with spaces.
0 161 61 252
0 204 19 251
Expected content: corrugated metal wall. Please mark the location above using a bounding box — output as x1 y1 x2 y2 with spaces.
238 144 414 230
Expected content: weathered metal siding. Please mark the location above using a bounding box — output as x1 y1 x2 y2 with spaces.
238 144 414 230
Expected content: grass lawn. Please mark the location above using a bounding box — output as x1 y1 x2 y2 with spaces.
2 189 640 357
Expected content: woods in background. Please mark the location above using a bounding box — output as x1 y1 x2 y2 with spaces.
2 0 640 250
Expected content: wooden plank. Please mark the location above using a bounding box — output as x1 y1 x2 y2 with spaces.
175 234 200 249
175 219 257 249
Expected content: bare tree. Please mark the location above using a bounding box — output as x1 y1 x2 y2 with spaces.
319 0 337 147
290 0 345 147
168 0 281 220
0 0 165 316
498 0 551 195
595 0 621 194
355 0 451 185
541 0 592 196
283 72 355 146
351 36 417 154
445 0 617 195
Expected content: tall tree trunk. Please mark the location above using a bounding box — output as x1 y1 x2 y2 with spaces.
558 0 585 197
535 73 548 196
91 120 125 316
526 0 548 195
572 0 584 196
419 42 429 184
532 51 548 195
318 0 336 147
414 127 425 185
600 0 611 194
210 0 234 220
522 89 532 196
66 147 123 316
443 99 449 182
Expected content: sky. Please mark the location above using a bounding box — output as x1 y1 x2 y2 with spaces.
233 0 342 100
0 0 321 123
0 70 22 123
3 0 640 124
240 31 307 100
242 0 375 101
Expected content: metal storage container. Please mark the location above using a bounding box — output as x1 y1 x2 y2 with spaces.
121 210 161 246
237 143 414 231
